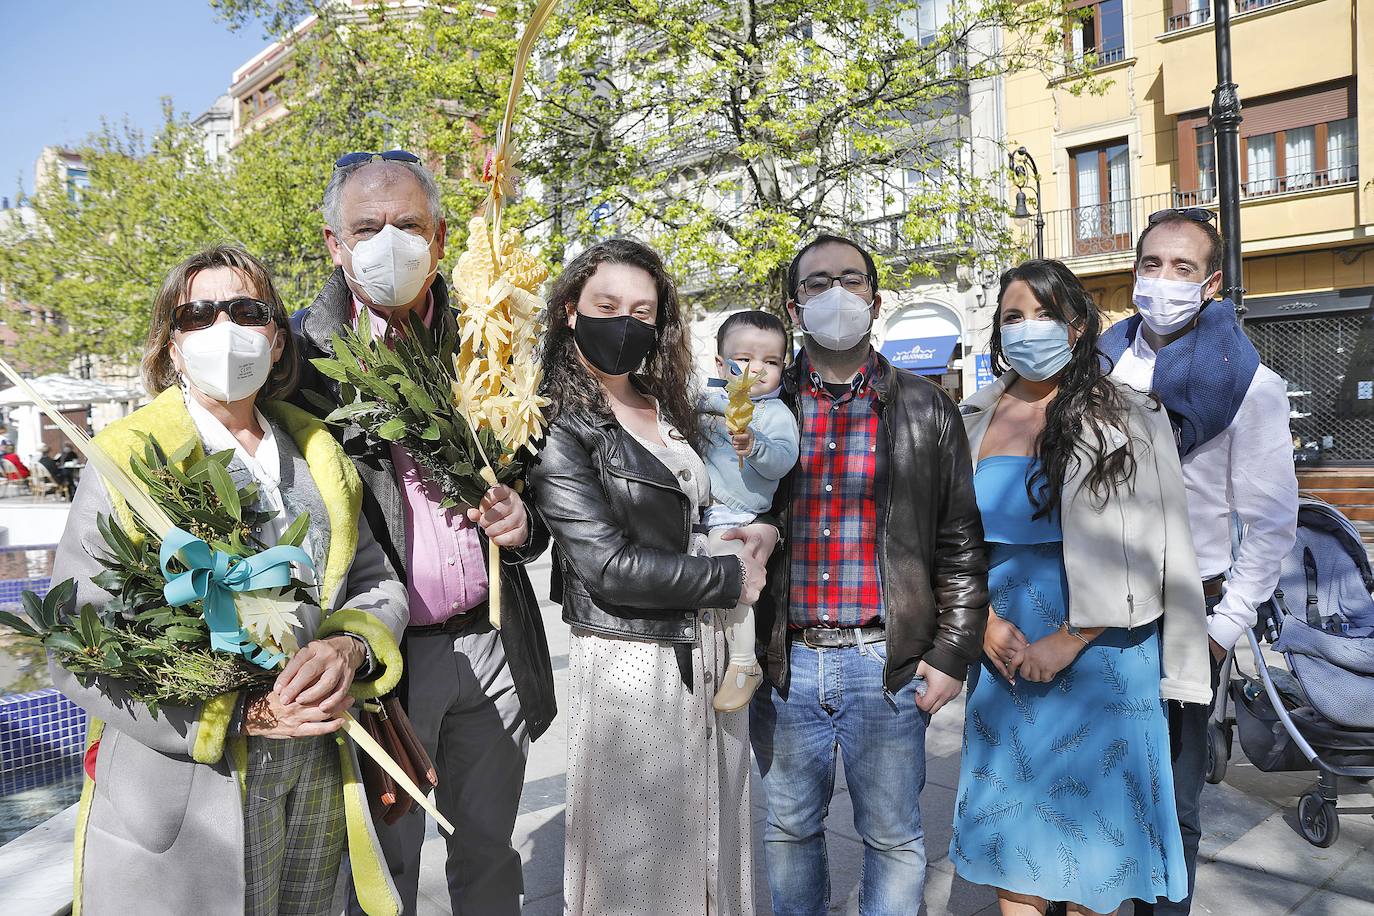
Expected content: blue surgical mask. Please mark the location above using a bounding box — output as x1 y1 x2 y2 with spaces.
1001 319 1072 381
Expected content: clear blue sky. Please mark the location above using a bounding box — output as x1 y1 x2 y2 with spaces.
0 1 272 200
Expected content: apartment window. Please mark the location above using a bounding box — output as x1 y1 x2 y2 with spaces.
1067 0 1125 67
1165 0 1211 32
1071 140 1132 254
1178 81 1358 199
898 0 953 46
65 167 89 203
239 77 284 124
1195 124 1217 202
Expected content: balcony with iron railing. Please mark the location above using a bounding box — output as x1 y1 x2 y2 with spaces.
1037 190 1206 263
1164 0 1301 33
853 211 963 260
1038 161 1359 265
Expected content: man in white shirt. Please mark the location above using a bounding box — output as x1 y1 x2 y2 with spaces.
1101 209 1298 915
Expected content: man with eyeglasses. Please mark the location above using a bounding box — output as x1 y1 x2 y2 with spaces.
746 233 988 914
1100 208 1297 916
289 151 556 916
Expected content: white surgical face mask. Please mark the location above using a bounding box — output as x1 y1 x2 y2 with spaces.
1133 275 1205 335
342 223 437 309
175 322 275 403
799 284 874 352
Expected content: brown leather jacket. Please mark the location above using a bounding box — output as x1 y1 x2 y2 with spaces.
756 350 989 693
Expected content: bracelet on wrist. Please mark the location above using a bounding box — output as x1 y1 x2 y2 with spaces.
1062 623 1091 648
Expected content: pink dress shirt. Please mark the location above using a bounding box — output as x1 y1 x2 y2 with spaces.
354 296 490 625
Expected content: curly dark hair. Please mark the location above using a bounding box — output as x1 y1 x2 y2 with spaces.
539 239 702 446
989 259 1140 520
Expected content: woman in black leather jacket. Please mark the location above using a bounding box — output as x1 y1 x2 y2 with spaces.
529 239 774 916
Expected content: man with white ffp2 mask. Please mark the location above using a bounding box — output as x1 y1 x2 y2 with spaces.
1100 209 1297 916
748 234 988 914
289 151 556 916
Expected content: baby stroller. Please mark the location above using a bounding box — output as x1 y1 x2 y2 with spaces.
1206 497 1374 847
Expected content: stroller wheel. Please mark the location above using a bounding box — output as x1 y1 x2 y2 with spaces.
1298 791 1339 848
1205 723 1228 785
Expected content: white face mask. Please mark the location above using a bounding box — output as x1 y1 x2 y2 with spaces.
342 224 437 309
175 322 276 403
799 285 874 352
1133 275 1205 335
1001 319 1073 381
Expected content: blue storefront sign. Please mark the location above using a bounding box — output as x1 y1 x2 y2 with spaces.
880 335 958 375
975 353 995 391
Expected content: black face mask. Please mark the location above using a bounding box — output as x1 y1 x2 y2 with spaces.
573 313 658 376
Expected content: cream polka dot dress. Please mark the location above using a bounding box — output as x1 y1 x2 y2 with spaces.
563 413 754 916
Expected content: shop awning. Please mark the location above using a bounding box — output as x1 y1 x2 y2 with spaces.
880 335 958 375
0 374 142 409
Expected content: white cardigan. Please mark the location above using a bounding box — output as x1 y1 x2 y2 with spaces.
960 371 1213 705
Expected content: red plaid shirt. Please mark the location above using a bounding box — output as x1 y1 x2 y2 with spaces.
788 350 885 628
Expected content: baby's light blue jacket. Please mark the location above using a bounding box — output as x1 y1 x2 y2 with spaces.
698 389 800 517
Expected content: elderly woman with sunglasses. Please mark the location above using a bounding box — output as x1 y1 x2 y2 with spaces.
49 245 410 916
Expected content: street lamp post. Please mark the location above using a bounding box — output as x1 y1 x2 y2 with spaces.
1210 0 1245 317
1009 147 1044 260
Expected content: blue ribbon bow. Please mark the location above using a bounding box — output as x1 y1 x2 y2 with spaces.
159 527 315 670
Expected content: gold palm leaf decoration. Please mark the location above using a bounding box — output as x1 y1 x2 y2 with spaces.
450 0 561 629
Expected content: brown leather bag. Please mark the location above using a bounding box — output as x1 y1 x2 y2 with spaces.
357 695 438 825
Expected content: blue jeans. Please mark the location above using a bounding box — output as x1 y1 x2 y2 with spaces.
750 637 930 916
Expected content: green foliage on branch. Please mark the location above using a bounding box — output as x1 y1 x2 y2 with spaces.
0 0 1104 370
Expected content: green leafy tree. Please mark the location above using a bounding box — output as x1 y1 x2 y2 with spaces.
520 0 1098 308
0 0 1102 372
0 112 234 371
0 0 517 372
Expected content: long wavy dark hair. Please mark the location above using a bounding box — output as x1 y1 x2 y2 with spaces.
989 259 1139 519
539 238 702 447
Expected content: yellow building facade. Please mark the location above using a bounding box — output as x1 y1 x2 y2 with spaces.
1003 0 1374 459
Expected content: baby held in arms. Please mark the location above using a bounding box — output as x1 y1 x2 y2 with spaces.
699 310 800 711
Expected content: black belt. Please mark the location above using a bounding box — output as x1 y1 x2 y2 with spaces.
407 603 489 637
1203 574 1226 600
796 624 885 648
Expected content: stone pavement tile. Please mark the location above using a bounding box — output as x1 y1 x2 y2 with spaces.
1188 857 1319 915
518 772 566 815
516 804 567 904
925 695 967 765
1203 805 1374 895
1194 776 1289 860
1291 890 1374 916
522 890 564 915
1308 814 1374 901
415 889 451 916
926 748 963 793
923 857 998 915
920 781 958 868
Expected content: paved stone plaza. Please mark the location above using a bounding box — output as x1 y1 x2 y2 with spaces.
408 557 1374 916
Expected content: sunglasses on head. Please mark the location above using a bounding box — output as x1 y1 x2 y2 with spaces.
334 149 422 170
173 297 274 333
1147 207 1217 226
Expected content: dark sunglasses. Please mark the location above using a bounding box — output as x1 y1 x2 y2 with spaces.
173 297 274 333
334 149 422 170
1147 207 1217 225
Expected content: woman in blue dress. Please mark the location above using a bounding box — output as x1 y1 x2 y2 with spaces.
952 260 1212 915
